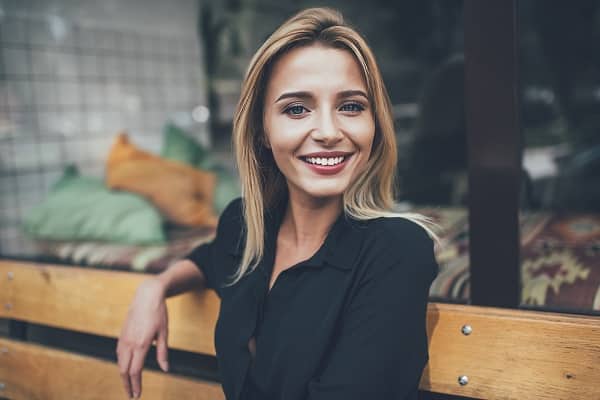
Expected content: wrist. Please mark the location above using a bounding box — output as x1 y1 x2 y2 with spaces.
141 276 169 298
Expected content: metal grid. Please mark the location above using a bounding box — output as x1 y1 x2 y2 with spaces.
0 14 205 256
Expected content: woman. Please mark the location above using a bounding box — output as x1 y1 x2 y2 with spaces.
117 7 440 400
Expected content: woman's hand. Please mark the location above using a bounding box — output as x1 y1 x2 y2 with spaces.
116 277 170 399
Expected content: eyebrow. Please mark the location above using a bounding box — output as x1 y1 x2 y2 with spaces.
274 89 369 103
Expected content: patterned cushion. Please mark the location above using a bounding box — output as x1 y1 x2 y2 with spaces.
416 207 600 313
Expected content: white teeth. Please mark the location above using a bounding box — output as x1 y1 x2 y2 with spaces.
304 156 345 166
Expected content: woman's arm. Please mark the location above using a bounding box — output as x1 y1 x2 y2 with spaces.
117 197 242 398
116 259 208 399
154 258 208 298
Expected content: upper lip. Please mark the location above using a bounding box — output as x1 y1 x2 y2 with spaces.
299 151 354 158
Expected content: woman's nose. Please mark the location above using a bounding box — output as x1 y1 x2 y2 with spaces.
311 112 343 144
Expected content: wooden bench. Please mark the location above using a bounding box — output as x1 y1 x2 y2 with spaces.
1 259 599 399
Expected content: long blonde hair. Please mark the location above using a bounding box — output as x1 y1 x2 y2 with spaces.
228 7 440 286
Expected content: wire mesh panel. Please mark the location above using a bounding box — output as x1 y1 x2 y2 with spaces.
0 3 206 256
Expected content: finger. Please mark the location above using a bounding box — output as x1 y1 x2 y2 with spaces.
116 345 133 398
156 327 169 372
129 346 148 399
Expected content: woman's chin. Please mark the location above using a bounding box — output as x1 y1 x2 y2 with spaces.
290 182 349 201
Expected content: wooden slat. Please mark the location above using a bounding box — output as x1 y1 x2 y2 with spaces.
0 337 225 400
0 260 219 355
422 303 600 399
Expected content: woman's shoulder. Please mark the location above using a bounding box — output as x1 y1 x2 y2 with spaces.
214 197 245 236
363 215 434 248
357 215 437 275
220 196 243 215
218 197 244 223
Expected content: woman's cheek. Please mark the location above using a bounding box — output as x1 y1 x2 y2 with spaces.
341 120 375 144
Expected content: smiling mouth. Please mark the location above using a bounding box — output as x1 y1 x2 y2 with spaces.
297 153 354 176
300 155 348 166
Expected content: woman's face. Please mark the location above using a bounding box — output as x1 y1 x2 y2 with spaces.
262 44 375 202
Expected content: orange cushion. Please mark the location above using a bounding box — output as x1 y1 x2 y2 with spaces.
105 132 217 227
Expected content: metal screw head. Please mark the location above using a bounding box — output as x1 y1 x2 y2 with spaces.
7 272 14 280
0 347 7 354
0 382 5 390
461 324 472 336
4 303 12 311
458 375 469 386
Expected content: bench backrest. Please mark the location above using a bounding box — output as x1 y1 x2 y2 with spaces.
2 261 599 399
422 303 600 399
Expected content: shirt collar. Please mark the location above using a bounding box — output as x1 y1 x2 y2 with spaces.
228 198 367 272
321 212 368 270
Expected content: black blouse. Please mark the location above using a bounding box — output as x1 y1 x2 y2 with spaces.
184 197 439 400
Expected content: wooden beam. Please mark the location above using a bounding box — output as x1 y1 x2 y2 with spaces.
0 337 225 400
463 0 522 307
0 260 219 355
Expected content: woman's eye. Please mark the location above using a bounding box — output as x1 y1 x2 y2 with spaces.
285 105 307 116
340 102 365 112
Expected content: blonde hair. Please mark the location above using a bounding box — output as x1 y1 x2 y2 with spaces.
228 7 440 286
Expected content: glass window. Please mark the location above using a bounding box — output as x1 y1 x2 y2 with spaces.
518 0 600 315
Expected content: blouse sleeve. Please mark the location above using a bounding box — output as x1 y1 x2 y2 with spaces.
306 225 439 400
184 235 218 291
182 197 243 294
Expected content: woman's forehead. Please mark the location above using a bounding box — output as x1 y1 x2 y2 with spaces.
265 44 367 99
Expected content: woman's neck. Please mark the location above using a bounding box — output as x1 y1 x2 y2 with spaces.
279 192 343 251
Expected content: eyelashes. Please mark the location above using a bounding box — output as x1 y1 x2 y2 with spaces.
285 104 307 116
339 103 365 112
282 102 366 117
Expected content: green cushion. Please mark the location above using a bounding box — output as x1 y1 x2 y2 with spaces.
22 165 166 244
160 122 208 166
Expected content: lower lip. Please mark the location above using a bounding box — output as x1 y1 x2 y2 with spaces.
301 156 351 175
